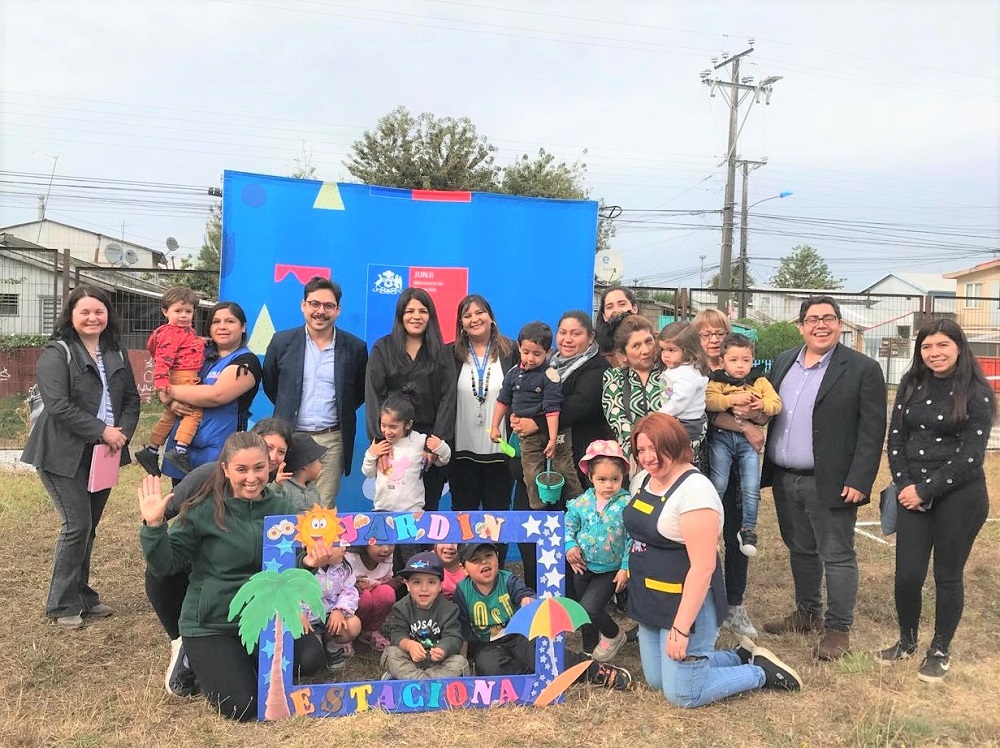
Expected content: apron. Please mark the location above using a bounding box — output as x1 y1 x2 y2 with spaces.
162 347 253 478
623 470 727 632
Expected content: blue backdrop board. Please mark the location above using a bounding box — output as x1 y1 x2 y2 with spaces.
220 170 598 512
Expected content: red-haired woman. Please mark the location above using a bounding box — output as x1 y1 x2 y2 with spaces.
623 413 802 706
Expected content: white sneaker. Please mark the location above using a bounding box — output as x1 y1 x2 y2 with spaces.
722 605 759 638
592 628 627 662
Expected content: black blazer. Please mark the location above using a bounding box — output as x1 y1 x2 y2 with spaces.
761 343 887 509
262 326 369 475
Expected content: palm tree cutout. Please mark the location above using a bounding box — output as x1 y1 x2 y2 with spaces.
228 568 324 720
504 596 593 706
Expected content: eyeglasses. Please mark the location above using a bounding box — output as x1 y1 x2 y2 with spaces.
305 300 338 312
801 314 839 327
699 331 726 341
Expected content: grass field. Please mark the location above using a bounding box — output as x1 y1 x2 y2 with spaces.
1 433 998 747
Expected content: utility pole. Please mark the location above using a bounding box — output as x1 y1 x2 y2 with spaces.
737 158 767 319
700 43 782 313
699 254 706 287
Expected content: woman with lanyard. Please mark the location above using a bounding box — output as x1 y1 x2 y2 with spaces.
366 287 456 511
156 302 262 482
22 285 141 629
601 314 663 461
624 413 803 707
448 294 519 513
693 308 762 639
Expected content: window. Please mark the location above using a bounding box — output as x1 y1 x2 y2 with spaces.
964 283 983 309
897 325 910 339
0 293 18 316
40 296 60 334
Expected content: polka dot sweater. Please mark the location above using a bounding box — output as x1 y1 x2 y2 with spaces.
887 375 994 503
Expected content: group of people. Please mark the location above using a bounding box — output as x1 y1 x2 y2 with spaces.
23 279 994 721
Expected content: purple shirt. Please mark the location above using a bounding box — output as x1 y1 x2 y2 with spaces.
767 346 835 470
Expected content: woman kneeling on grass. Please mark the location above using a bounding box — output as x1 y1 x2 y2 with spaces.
625 413 803 707
138 431 335 721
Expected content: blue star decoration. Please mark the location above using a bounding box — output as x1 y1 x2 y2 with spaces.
275 537 295 556
261 637 276 658
264 557 283 573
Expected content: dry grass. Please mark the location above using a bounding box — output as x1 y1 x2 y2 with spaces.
2 447 999 748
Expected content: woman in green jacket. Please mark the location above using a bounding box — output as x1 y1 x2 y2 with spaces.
139 431 334 721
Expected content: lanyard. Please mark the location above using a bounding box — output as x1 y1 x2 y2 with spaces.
470 341 492 403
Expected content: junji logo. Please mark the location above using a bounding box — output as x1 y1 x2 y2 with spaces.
372 270 403 295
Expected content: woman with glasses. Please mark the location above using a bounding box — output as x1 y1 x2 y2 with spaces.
876 319 995 682
365 287 457 511
692 308 763 639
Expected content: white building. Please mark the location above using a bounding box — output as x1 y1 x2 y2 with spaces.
0 219 166 269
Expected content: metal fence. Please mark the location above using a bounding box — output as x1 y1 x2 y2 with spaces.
630 285 1000 388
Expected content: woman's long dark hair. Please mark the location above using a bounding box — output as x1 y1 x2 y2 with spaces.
452 293 513 363
387 287 447 370
54 285 123 351
179 431 271 530
595 285 638 352
897 318 997 427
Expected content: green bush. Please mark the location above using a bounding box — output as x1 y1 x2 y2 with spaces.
0 334 50 351
755 321 803 361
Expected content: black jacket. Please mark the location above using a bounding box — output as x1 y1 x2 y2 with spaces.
262 326 368 475
761 343 887 508
365 336 456 442
22 338 141 477
559 354 613 486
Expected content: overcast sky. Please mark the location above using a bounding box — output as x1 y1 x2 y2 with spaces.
2 0 997 290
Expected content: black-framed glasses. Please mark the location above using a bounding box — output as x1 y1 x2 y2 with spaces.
305 300 338 312
801 314 839 326
699 331 726 340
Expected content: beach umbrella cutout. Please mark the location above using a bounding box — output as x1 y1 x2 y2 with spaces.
504 596 592 705
505 596 591 640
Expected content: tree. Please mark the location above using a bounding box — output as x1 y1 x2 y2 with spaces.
170 203 221 299
709 258 756 290
344 107 615 252
344 106 498 191
771 245 844 289
228 568 323 721
291 142 317 180
755 321 803 360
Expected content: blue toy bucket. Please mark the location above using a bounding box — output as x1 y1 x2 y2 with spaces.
535 458 564 505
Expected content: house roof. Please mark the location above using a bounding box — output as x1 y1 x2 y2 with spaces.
0 218 166 262
943 258 1000 279
859 272 955 295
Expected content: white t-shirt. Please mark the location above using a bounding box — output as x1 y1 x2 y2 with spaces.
633 470 723 543
659 364 709 421
455 357 507 455
346 551 394 586
361 430 451 511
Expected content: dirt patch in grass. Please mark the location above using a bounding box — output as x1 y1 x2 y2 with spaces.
1 453 999 747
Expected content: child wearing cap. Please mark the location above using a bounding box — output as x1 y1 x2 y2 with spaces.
279 433 326 511
453 543 633 690
565 439 632 662
383 552 469 679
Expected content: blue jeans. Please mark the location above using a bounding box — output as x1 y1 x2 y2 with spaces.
637 598 764 707
709 429 760 531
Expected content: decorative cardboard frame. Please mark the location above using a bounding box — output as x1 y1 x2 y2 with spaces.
257 510 568 720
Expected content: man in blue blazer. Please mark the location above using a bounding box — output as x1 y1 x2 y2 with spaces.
263 276 368 507
760 295 887 661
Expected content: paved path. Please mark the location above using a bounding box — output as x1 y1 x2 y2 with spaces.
0 449 32 471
